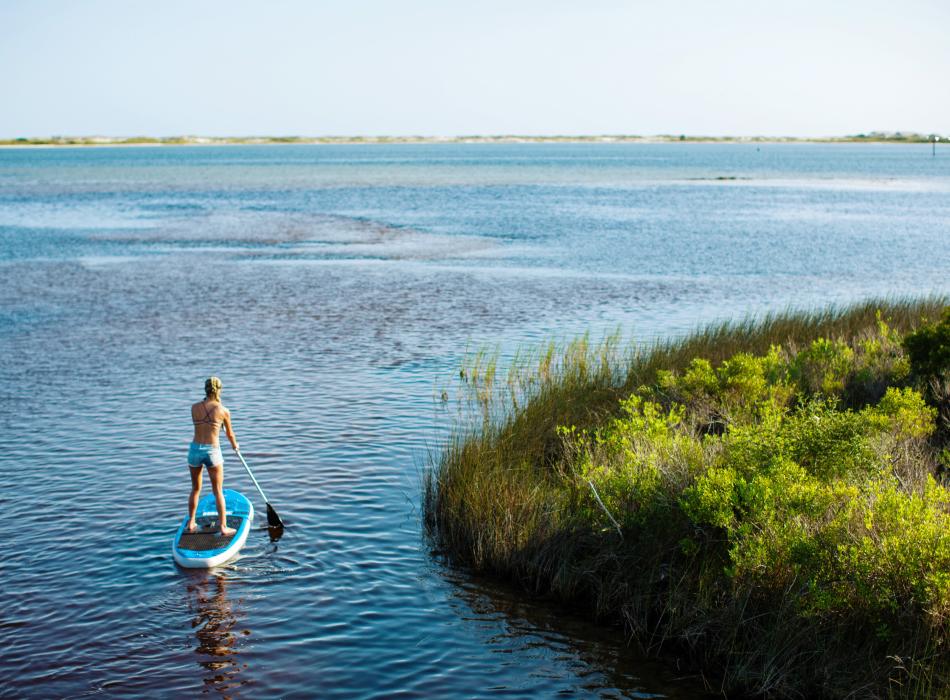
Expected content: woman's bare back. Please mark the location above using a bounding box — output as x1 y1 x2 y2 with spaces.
192 399 228 445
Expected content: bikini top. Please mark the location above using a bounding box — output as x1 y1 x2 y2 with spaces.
193 401 222 429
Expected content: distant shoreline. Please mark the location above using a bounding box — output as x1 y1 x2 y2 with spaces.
0 132 945 148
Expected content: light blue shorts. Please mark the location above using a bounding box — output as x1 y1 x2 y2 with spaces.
188 442 223 469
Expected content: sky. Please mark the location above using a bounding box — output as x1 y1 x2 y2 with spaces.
1 0 948 138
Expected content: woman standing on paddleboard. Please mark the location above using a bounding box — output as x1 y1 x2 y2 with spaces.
187 377 239 536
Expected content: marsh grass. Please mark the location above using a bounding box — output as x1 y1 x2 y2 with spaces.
425 298 949 699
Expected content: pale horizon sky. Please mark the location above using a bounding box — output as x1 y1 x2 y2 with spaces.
1 0 948 138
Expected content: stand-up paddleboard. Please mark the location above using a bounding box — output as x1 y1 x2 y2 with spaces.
172 489 254 568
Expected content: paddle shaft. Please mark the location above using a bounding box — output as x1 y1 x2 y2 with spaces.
235 450 269 502
235 450 284 527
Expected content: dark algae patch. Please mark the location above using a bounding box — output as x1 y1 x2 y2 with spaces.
425 299 950 699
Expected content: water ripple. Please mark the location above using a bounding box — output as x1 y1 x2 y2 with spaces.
2 144 949 698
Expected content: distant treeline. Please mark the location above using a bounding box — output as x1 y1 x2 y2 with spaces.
1 132 947 146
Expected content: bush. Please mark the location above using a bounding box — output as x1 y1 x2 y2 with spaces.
904 307 950 381
426 299 950 698
793 337 855 396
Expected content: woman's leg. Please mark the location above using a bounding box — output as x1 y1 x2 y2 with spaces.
207 465 236 536
187 465 203 532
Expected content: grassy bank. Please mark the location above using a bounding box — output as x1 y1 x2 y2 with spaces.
425 299 950 698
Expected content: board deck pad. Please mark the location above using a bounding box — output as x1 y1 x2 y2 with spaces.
172 489 253 568
177 515 244 551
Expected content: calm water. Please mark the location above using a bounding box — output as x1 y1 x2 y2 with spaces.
1 143 948 698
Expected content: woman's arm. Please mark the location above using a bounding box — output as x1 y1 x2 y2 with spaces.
223 408 240 452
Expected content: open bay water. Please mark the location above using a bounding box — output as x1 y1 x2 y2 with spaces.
0 143 948 698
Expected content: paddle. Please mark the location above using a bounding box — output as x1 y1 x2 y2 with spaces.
235 450 284 528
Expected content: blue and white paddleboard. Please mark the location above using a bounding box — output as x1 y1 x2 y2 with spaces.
172 489 254 568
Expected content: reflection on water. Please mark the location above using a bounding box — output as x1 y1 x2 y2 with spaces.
187 573 248 696
438 563 712 699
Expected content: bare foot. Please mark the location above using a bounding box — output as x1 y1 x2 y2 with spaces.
219 526 237 537
186 521 198 533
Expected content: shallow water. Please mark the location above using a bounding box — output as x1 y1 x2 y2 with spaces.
0 143 948 698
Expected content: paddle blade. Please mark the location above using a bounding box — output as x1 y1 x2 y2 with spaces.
266 502 284 528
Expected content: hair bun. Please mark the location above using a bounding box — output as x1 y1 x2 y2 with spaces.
204 376 222 398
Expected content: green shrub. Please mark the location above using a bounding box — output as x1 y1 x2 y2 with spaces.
872 386 937 440
904 307 950 381
580 361 944 626
793 337 855 396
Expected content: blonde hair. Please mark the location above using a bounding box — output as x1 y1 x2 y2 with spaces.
204 376 222 401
